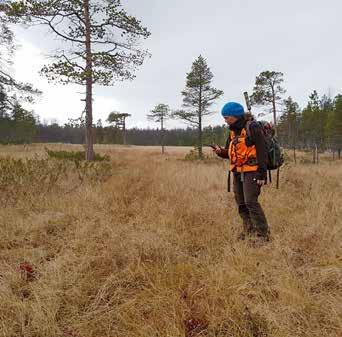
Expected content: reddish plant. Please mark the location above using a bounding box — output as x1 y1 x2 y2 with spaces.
19 262 36 281
183 317 208 337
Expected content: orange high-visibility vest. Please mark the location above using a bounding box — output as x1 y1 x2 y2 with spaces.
228 127 258 172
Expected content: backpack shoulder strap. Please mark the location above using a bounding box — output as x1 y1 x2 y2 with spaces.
245 120 260 139
245 121 252 138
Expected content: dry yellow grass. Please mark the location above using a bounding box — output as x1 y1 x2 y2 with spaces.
0 144 341 337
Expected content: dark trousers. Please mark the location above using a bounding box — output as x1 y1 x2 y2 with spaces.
233 171 269 236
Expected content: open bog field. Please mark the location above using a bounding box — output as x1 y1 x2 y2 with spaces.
0 144 341 337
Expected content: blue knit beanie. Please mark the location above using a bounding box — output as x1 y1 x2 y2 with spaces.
221 102 245 117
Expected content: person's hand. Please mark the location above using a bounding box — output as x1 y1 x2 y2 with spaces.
213 145 222 155
256 180 266 186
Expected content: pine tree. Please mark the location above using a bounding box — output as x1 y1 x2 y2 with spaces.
326 95 342 157
301 91 321 149
0 10 40 115
251 71 286 134
5 0 150 160
320 94 334 149
278 97 301 161
107 112 131 145
10 102 37 143
147 104 170 154
173 55 223 158
279 97 300 147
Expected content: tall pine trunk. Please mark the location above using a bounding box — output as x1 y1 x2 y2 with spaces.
161 116 165 154
272 98 277 135
123 117 127 145
84 0 94 161
198 117 203 159
198 82 203 159
271 85 280 188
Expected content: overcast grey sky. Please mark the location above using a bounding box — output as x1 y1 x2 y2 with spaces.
12 0 342 128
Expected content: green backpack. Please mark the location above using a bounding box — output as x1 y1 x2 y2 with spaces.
246 120 284 170
227 119 284 191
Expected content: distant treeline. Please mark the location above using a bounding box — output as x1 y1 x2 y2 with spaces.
12 122 230 148
277 92 342 152
0 91 341 151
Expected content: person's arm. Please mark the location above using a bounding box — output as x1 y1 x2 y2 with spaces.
249 124 267 180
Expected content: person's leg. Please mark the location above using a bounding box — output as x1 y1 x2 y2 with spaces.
242 171 270 238
233 172 254 235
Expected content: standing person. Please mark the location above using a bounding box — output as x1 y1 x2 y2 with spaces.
213 102 270 241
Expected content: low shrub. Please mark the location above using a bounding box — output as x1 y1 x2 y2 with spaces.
45 148 110 162
184 148 211 161
0 156 112 206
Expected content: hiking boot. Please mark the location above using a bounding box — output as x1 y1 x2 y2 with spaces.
237 229 255 241
237 232 247 241
248 232 271 247
257 230 271 241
